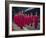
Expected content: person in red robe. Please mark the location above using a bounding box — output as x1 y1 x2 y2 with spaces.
29 13 33 26
20 10 25 27
24 14 28 27
17 10 24 29
33 12 39 29
14 13 20 27
27 14 30 25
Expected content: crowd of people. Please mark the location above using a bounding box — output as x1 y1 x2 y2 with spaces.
13 10 40 30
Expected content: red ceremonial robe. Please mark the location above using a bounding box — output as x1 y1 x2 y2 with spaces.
24 16 28 26
33 16 39 29
29 16 33 26
18 15 25 29
14 15 18 24
27 16 30 25
24 16 30 25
